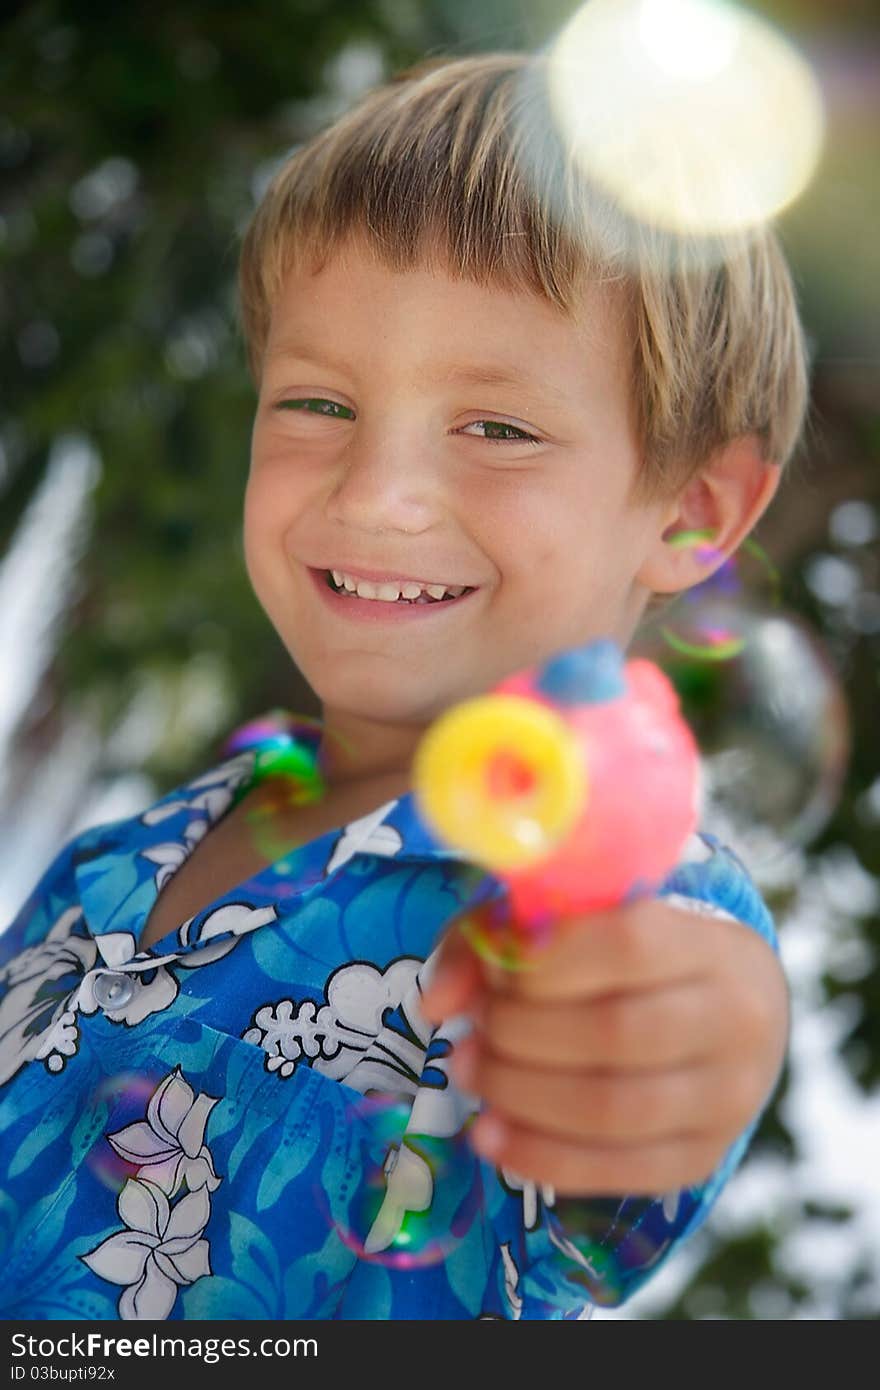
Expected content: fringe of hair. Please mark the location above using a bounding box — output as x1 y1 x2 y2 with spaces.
238 52 809 500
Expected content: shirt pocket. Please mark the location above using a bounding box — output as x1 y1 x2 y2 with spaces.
144 1015 492 1319
0 1012 491 1320
104 1013 380 1315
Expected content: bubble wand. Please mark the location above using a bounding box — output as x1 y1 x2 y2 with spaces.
413 639 702 963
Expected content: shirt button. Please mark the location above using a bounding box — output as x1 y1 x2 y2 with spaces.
93 971 135 1011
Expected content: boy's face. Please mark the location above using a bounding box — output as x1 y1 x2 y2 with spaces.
246 234 673 737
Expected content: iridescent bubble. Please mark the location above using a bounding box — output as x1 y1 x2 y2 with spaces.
458 897 545 972
655 533 780 663
318 1093 474 1268
221 711 324 758
85 1071 165 1192
634 603 850 863
227 714 371 877
243 767 320 869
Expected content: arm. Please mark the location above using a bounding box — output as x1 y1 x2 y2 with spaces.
415 638 786 1310
421 838 789 1312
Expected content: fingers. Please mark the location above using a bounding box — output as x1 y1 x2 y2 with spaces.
453 1036 761 1146
477 980 723 1070
422 898 712 1024
469 1112 727 1196
420 925 486 1021
503 901 716 1002
420 900 787 1196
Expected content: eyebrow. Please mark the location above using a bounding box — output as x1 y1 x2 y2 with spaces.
269 341 574 405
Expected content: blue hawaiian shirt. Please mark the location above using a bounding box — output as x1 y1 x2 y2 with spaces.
0 712 778 1321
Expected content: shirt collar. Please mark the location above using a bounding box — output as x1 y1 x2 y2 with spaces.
73 710 477 947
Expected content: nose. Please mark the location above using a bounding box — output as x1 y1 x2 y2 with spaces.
324 418 442 537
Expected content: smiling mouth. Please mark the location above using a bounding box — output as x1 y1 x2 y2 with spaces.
323 570 476 605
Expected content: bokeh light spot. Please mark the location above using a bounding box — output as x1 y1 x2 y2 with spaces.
543 0 824 238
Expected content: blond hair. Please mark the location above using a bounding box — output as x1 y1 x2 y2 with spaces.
238 51 809 500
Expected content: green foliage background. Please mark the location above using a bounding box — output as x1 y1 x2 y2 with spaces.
1 0 878 1318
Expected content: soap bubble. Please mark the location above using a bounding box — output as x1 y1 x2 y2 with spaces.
85 1071 166 1192
318 1093 475 1267
654 533 781 662
458 895 540 972
635 603 850 864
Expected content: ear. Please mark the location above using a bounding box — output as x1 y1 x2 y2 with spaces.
637 434 782 596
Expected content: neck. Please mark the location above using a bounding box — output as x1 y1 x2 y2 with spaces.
316 707 425 790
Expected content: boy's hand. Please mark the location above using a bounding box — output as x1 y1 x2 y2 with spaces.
420 899 789 1196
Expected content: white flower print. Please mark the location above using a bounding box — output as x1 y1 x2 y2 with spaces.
40 905 270 1045
500 1168 556 1230
325 803 402 874
139 842 190 894
243 999 322 1078
106 1067 221 1198
183 752 255 794
362 1014 479 1253
35 1008 79 1072
139 751 256 894
176 903 278 969
81 1067 221 1320
243 958 422 1082
243 951 483 1257
95 932 139 969
499 1242 523 1319
0 907 97 1084
0 894 235 1086
140 752 254 831
363 1144 435 1256
81 1179 212 1321
661 1188 681 1223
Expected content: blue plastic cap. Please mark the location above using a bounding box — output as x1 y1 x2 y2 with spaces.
535 639 627 705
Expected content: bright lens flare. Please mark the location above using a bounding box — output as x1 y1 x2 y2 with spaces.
545 0 824 235
637 0 739 82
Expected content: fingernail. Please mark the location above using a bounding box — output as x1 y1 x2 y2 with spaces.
468 995 486 1028
424 960 458 1004
420 978 449 1018
452 1038 478 1089
471 1112 506 1159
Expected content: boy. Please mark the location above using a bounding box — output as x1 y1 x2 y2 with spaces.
0 52 798 1320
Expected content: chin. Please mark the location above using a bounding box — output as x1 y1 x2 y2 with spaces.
311 672 456 728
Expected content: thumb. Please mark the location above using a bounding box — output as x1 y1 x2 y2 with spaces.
420 922 485 1023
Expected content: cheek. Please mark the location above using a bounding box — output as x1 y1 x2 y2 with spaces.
471 480 600 590
242 473 290 595
244 459 305 547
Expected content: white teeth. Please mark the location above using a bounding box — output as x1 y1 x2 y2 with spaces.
329 568 468 602
353 579 404 601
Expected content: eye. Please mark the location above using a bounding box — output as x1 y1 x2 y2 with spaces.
459 419 542 446
274 397 355 419
271 399 541 445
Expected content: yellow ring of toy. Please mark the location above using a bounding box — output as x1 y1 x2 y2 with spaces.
412 694 586 871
